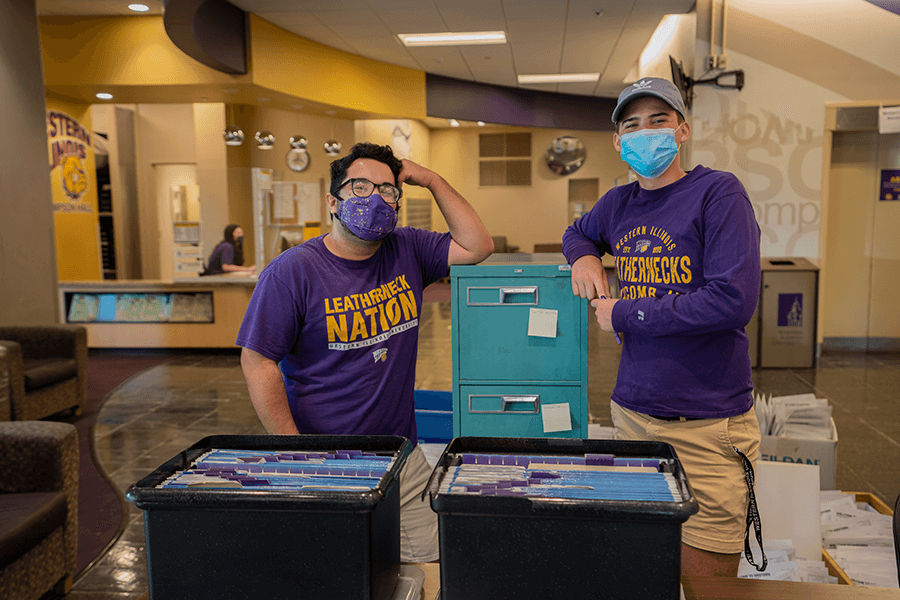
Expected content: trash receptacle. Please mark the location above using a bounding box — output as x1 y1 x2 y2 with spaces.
756 258 819 368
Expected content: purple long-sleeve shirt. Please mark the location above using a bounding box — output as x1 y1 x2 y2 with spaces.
563 165 761 418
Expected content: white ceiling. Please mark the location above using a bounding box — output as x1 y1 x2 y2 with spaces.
36 0 696 99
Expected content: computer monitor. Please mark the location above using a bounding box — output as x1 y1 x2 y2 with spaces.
669 56 694 111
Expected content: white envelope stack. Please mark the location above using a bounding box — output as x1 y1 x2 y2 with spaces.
755 392 833 440
738 539 836 583
820 490 898 588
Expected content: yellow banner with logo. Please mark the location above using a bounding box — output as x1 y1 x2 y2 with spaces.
46 99 101 280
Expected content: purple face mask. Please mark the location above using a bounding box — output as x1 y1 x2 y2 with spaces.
336 194 398 241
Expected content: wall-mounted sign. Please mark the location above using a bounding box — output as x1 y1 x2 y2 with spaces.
47 110 94 213
878 106 900 134
880 169 900 201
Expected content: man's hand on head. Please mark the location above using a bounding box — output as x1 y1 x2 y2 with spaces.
398 159 438 190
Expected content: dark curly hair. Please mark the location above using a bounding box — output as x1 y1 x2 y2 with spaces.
329 142 403 197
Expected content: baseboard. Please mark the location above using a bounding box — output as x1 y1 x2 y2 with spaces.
821 337 900 352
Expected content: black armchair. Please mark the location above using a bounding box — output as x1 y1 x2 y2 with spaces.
0 325 87 421
0 420 79 598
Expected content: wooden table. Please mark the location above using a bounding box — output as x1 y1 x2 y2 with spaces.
138 563 900 599
414 562 900 600
680 576 900 599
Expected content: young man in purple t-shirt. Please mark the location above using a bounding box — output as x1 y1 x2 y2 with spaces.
562 78 763 578
237 143 493 562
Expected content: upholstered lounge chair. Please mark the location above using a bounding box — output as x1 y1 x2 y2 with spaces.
0 419 79 599
0 325 87 421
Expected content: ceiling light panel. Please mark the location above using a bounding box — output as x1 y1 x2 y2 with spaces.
398 31 507 46
518 73 600 84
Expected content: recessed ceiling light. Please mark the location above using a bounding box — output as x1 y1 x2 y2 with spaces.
398 31 506 47
477 121 486 127
517 73 600 84
95 92 114 100
128 3 150 12
448 119 460 127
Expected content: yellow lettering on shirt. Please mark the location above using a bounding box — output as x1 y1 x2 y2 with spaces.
326 314 347 342
680 256 692 283
399 290 417 321
324 275 421 347
384 297 401 326
349 312 368 341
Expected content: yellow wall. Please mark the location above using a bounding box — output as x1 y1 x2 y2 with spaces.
248 15 426 119
39 15 426 120
46 97 102 280
40 16 248 88
430 127 625 252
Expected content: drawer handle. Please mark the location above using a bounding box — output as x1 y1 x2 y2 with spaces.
468 394 540 414
466 286 539 306
502 395 539 413
500 287 538 304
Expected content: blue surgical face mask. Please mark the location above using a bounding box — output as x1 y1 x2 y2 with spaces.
618 124 683 179
335 194 398 241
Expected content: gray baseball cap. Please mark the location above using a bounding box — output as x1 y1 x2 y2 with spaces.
611 77 686 124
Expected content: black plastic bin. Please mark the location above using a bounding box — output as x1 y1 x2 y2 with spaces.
126 434 411 600
427 437 698 600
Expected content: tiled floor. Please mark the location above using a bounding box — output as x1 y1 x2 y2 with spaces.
63 300 900 598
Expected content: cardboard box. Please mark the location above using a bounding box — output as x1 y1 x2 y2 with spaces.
760 417 837 490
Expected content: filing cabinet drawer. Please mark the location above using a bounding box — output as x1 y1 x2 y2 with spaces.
457 384 586 438
455 276 584 381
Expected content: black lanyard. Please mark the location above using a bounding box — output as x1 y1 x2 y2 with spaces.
733 446 767 571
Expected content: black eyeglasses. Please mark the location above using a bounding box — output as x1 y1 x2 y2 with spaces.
336 178 402 205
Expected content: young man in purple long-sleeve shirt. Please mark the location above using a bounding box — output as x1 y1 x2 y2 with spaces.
562 78 763 578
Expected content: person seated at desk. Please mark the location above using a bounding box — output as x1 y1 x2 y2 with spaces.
201 224 257 275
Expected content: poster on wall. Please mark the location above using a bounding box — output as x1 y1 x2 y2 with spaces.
878 106 900 134
880 169 900 201
47 110 94 214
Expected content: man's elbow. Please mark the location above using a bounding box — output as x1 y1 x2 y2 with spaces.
477 235 495 261
467 238 494 264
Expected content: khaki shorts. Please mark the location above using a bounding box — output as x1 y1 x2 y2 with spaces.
610 401 761 554
398 444 440 562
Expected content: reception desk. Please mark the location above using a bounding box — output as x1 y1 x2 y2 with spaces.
58 276 256 348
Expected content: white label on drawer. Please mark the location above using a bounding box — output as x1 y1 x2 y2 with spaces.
528 307 558 338
542 403 572 433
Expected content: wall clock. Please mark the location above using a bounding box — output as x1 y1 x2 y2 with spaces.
546 136 586 175
286 136 310 172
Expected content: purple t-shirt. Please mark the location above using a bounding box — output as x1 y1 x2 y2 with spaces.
205 242 234 275
562 165 761 418
237 227 452 442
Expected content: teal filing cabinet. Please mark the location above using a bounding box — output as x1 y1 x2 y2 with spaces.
451 253 589 438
